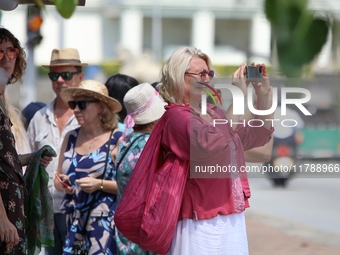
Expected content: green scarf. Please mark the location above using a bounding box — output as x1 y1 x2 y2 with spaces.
24 145 57 255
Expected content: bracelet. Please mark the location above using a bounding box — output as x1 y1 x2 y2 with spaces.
100 179 104 191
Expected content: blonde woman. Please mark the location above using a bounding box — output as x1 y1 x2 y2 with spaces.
6 102 31 173
154 46 273 254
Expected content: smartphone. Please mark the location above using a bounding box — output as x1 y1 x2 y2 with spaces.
55 174 71 188
245 66 262 82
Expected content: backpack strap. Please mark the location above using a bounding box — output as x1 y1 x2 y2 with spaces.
116 132 149 170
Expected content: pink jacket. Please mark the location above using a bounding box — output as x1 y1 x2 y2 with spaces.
161 104 273 220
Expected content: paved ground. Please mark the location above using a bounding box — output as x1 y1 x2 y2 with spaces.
246 210 340 255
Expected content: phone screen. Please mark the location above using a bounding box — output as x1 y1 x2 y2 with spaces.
55 174 71 188
245 66 262 82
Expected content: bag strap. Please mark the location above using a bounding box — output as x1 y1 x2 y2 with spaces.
116 132 148 170
80 129 114 238
101 129 115 179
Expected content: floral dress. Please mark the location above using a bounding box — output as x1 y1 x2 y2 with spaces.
60 128 122 255
0 110 26 255
116 132 156 255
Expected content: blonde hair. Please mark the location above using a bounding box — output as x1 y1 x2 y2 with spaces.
158 46 212 104
6 102 30 155
100 102 119 131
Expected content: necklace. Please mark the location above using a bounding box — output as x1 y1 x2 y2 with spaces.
89 137 97 150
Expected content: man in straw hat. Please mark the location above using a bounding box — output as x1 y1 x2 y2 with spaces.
27 48 87 255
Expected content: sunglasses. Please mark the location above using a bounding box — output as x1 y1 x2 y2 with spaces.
0 47 19 61
185 69 214 79
68 100 99 110
48 71 81 81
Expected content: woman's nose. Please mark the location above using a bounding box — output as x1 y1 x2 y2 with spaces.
202 75 211 83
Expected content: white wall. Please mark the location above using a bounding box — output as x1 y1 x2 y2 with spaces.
1 6 26 45
1 6 103 65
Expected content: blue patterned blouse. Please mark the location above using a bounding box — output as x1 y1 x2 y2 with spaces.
60 128 122 216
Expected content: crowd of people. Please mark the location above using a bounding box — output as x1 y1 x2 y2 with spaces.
0 26 275 255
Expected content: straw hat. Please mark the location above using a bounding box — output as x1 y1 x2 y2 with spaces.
123 83 166 126
42 48 88 68
60 80 122 113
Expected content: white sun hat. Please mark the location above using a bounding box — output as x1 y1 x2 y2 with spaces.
123 83 167 128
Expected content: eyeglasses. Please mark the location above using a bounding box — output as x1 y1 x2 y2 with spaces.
0 47 19 61
48 71 81 81
68 100 99 110
185 69 214 78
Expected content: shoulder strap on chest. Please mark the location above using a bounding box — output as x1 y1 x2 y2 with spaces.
116 133 149 170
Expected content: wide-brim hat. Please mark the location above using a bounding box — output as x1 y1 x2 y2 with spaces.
42 48 88 68
124 83 166 125
60 80 122 113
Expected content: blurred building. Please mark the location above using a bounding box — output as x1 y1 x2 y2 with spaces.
2 0 340 159
0 0 338 70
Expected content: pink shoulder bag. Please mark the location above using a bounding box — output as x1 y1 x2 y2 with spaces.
115 110 188 255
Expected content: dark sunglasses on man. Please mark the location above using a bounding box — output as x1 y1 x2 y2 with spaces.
0 47 19 60
48 71 81 81
68 100 99 110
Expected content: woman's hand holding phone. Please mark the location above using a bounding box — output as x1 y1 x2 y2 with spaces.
55 174 74 194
